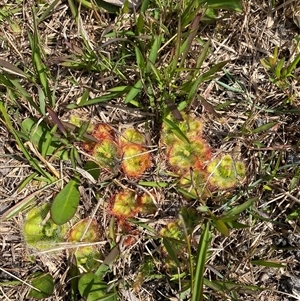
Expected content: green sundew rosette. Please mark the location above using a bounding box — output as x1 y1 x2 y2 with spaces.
161 113 203 147
24 204 66 250
92 139 120 171
67 218 101 270
168 138 210 172
120 128 146 146
207 154 246 189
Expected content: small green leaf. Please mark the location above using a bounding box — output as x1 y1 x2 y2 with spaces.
225 198 257 217
51 178 80 225
212 218 229 236
78 273 107 301
252 122 277 133
251 260 285 268
28 274 54 299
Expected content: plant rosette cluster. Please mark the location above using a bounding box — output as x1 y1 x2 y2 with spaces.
161 113 246 198
23 204 67 250
69 116 151 178
67 218 102 270
110 189 156 222
109 189 156 245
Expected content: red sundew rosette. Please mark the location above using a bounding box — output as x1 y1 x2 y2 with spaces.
92 123 115 141
167 138 211 174
121 143 151 178
110 190 140 221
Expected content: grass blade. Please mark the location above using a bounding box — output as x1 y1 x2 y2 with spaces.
191 221 212 301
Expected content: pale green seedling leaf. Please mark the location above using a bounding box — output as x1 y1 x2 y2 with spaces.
286 52 300 76
28 274 54 299
202 0 243 11
51 178 80 225
212 218 229 236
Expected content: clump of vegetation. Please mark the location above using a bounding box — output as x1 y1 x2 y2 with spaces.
23 204 67 250
67 218 101 270
207 154 246 189
161 114 246 200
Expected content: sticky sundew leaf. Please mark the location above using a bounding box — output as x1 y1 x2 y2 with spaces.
207 155 246 189
161 113 203 146
92 139 120 171
168 138 211 172
24 204 67 250
119 128 146 146
121 144 151 178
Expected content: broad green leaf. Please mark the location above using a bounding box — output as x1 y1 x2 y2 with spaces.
192 222 212 301
146 35 162 73
0 104 52 180
78 273 106 300
224 198 257 217
134 46 145 71
251 260 285 268
252 122 277 133
275 58 285 79
28 274 54 299
51 178 80 225
84 161 101 180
